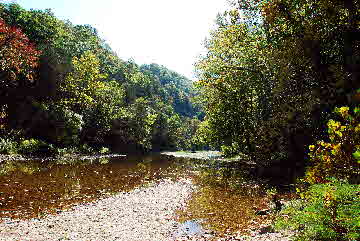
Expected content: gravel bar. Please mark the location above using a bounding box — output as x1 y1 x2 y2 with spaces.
0 178 196 241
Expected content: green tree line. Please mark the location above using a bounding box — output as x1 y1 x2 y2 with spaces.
0 3 202 155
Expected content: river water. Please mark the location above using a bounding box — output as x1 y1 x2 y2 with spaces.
0 152 281 237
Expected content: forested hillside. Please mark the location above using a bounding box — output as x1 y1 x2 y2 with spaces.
0 3 201 154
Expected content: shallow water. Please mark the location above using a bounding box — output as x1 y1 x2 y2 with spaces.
0 154 182 220
0 152 284 237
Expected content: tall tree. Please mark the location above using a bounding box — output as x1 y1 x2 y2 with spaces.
196 0 360 170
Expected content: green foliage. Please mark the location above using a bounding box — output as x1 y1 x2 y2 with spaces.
0 137 18 154
306 106 360 184
195 0 360 169
18 138 47 155
192 120 210 149
54 147 78 157
78 144 94 154
81 80 125 144
276 179 360 241
99 147 109 154
140 63 201 118
60 51 107 109
0 2 201 154
221 142 240 158
0 137 51 155
46 105 84 146
0 3 60 46
195 15 268 157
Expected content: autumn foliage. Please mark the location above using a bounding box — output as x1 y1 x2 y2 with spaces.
0 18 41 83
306 106 360 184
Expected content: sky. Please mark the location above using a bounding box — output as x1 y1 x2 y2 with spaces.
9 0 230 79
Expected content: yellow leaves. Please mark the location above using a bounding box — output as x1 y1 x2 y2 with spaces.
331 144 341 155
323 191 335 208
355 124 360 132
335 131 343 137
335 106 350 118
306 106 360 184
327 119 341 131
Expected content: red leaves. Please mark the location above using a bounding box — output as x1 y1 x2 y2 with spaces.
0 18 41 83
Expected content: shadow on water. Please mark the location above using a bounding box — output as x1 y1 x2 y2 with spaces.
175 162 272 237
173 155 298 237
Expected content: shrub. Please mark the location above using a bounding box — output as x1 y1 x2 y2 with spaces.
305 106 360 184
55 147 77 157
0 137 18 154
275 179 360 241
46 105 84 146
18 138 47 155
99 146 109 154
221 142 240 157
79 144 94 154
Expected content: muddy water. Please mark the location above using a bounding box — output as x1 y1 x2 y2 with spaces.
0 153 281 237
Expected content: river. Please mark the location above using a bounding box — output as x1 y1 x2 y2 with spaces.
0 152 294 240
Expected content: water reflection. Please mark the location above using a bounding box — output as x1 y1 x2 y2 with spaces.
0 153 287 238
176 160 271 236
0 155 179 220
172 220 213 240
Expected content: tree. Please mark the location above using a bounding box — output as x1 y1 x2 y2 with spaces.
0 18 41 86
196 0 360 172
140 63 199 118
59 51 107 110
0 2 202 154
195 9 271 156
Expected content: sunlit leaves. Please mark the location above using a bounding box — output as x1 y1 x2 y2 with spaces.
306 106 360 184
0 3 60 46
0 2 201 153
195 8 271 155
0 18 41 83
60 51 107 108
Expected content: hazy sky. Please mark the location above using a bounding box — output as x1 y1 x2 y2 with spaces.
14 0 230 79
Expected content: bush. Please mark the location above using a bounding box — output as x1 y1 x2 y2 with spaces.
18 138 48 155
221 142 240 157
79 144 94 154
275 179 360 241
0 137 18 154
46 105 84 146
305 106 360 184
99 146 109 154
